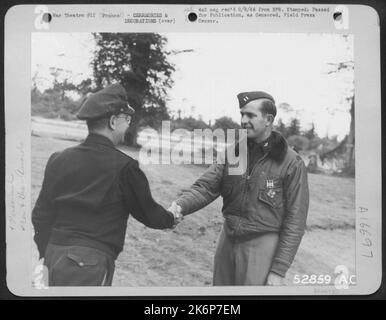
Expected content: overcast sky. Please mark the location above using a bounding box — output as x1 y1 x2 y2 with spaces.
32 32 354 139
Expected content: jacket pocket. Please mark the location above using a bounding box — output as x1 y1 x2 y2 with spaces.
258 187 284 209
49 248 107 286
66 253 99 267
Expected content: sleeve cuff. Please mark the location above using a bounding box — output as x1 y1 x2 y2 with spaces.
270 259 290 278
175 199 189 216
165 210 176 228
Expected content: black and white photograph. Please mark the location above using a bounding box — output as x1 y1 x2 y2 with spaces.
4 4 382 296
30 32 356 287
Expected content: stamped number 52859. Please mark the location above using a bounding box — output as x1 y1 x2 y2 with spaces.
293 274 332 285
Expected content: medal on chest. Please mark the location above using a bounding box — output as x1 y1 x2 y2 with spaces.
266 179 276 198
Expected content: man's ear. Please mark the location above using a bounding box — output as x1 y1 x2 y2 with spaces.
108 115 116 130
265 114 274 126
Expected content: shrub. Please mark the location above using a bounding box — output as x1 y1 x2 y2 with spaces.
58 109 77 121
287 135 310 151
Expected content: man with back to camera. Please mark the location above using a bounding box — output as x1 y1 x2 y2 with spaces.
170 91 309 285
32 83 182 286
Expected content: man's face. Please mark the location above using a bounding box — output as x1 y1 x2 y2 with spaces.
240 99 272 141
112 113 132 145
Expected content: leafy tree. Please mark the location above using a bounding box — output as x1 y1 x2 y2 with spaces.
173 116 210 131
309 136 323 150
304 122 317 140
212 116 241 130
43 68 78 102
211 116 241 143
275 118 289 138
76 78 94 96
287 118 301 137
325 35 354 175
32 68 92 118
275 103 301 138
91 33 177 145
31 87 78 121
287 135 310 152
277 102 293 114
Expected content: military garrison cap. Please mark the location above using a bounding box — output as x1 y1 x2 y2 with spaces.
77 84 135 120
237 91 275 109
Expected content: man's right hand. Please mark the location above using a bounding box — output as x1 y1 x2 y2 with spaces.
167 201 183 226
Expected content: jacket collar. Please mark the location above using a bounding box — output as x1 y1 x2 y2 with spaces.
247 135 271 155
84 133 115 148
265 131 288 162
236 130 288 162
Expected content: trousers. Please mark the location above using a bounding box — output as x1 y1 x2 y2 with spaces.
44 243 115 286
213 227 279 285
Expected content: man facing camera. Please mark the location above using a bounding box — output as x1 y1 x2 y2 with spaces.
171 91 309 286
32 84 181 286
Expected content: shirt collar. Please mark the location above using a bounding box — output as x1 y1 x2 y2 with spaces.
84 133 115 148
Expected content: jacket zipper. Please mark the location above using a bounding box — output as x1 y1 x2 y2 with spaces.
242 152 269 210
238 151 250 223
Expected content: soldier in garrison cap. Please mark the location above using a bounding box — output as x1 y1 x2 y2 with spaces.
32 84 182 286
170 91 309 286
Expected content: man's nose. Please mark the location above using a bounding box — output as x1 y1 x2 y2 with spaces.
241 114 249 125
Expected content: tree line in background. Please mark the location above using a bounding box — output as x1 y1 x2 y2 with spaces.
31 82 346 171
30 81 344 152
31 33 354 176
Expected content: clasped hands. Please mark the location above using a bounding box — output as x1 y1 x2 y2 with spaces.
167 201 183 226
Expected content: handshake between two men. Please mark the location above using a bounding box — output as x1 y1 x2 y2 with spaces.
32 85 308 287
167 201 184 226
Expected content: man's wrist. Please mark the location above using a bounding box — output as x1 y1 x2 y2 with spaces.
270 259 289 278
269 270 284 278
174 200 186 215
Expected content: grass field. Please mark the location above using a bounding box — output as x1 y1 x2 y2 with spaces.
31 135 355 286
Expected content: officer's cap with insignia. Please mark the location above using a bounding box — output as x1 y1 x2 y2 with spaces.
237 91 275 109
77 84 135 120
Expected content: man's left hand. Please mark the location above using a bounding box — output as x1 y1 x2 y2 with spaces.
266 272 285 286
